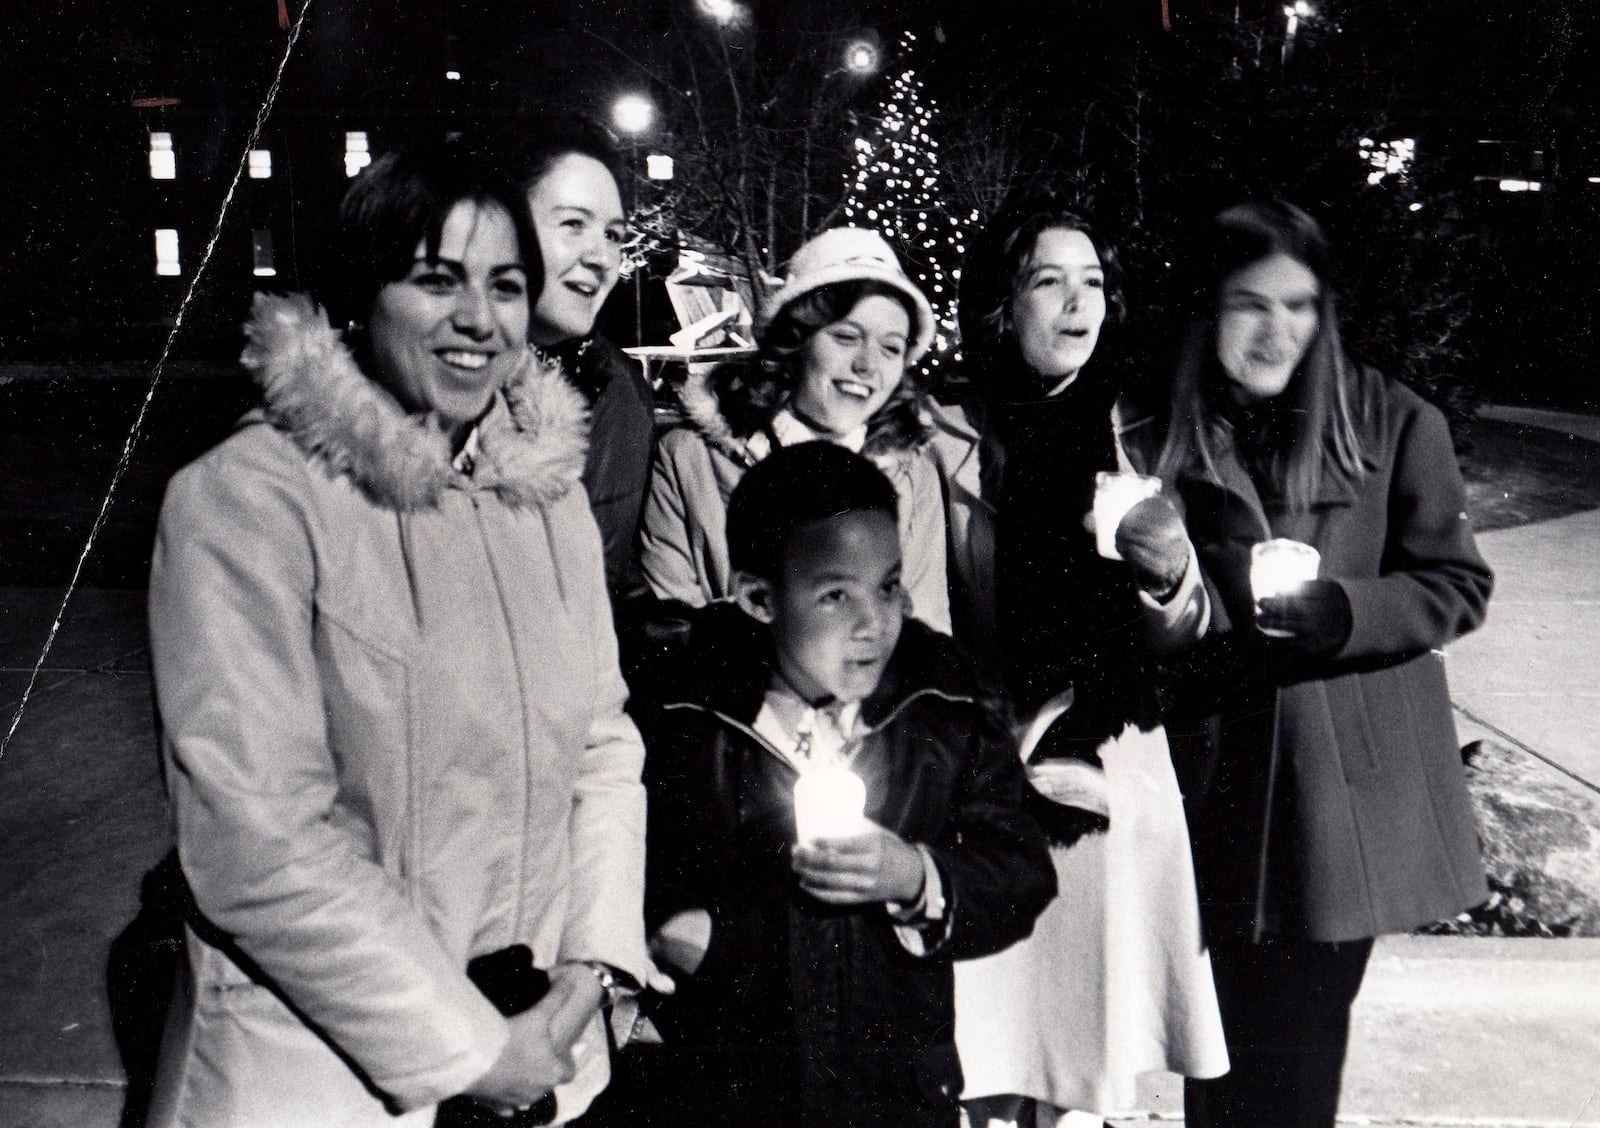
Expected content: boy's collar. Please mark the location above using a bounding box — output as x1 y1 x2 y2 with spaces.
769 406 869 453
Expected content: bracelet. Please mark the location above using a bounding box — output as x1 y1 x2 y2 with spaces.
579 960 622 1007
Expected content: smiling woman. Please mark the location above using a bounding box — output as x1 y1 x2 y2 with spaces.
501 114 657 608
366 200 530 442
638 226 951 634
143 137 651 1128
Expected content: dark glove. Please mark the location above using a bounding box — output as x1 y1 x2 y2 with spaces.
1115 495 1191 600
1257 579 1353 660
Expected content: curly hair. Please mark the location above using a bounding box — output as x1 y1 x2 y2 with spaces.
956 187 1124 410
718 279 931 455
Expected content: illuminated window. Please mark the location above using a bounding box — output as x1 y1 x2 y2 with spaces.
345 131 371 178
1359 137 1415 186
252 230 277 277
155 228 180 276
149 132 176 180
1498 179 1543 193
646 154 674 181
248 149 272 179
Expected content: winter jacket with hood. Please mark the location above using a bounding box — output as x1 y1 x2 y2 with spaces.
145 294 650 1127
639 368 952 633
631 603 1055 1128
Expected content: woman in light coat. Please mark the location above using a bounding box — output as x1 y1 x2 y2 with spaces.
1151 200 1493 1127
639 226 951 633
145 139 650 1127
938 190 1228 1127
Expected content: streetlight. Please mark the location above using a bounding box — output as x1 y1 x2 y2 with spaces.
612 94 657 344
612 94 654 137
695 0 741 26
1282 0 1314 64
844 39 879 75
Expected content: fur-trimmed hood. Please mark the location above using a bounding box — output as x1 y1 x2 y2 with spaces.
240 292 588 512
674 361 931 469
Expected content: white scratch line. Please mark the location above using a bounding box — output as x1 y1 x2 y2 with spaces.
1 1 315 760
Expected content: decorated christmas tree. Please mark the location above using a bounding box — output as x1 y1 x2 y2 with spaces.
842 30 976 374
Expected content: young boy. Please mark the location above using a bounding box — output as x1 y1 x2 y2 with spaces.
628 442 1055 1128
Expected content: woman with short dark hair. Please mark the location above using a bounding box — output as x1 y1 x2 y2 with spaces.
500 113 657 606
1152 200 1492 1127
145 137 650 1127
639 226 950 632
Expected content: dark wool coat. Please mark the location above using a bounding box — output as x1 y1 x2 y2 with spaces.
1125 376 1493 943
556 334 656 606
630 605 1055 1128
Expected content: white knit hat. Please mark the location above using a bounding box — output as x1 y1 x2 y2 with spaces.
758 227 937 364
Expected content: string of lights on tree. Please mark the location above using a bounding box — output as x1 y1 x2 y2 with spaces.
842 30 979 373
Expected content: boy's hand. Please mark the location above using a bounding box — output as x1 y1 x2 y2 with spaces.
792 824 925 905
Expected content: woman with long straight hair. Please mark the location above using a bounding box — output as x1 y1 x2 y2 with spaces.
1150 200 1493 1127
936 188 1227 1128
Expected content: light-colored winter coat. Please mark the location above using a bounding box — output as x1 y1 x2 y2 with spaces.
145 294 650 1127
639 370 952 632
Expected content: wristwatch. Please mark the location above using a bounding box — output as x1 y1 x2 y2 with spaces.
579 960 625 1008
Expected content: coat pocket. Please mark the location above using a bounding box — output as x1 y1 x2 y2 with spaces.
1325 668 1417 783
312 612 416 875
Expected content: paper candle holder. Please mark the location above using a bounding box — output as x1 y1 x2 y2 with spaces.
793 761 867 843
1250 538 1321 636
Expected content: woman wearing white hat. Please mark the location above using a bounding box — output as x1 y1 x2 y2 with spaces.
639 227 951 632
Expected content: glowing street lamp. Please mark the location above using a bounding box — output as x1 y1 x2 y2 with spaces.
844 39 880 75
696 0 740 26
612 94 655 136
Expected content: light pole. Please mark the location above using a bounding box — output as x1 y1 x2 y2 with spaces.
800 37 881 234
1281 0 1314 65
612 94 656 345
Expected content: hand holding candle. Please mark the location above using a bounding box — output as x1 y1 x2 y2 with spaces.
1093 471 1164 560
792 823 926 906
1256 578 1353 659
1114 495 1192 598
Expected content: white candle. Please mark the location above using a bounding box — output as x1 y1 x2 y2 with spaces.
1093 471 1163 560
793 761 867 843
1250 538 1321 636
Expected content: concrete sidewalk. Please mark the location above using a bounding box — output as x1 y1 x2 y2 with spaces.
1451 407 1600 791
2 407 1599 1127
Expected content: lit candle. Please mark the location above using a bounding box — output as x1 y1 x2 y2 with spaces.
1250 538 1321 636
1093 471 1163 560
793 761 867 843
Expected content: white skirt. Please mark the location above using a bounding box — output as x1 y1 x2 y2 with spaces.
954 723 1229 1118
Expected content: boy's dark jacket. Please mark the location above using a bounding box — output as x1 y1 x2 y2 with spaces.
630 602 1055 1127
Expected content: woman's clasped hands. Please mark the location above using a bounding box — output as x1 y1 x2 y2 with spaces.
464 963 602 1117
